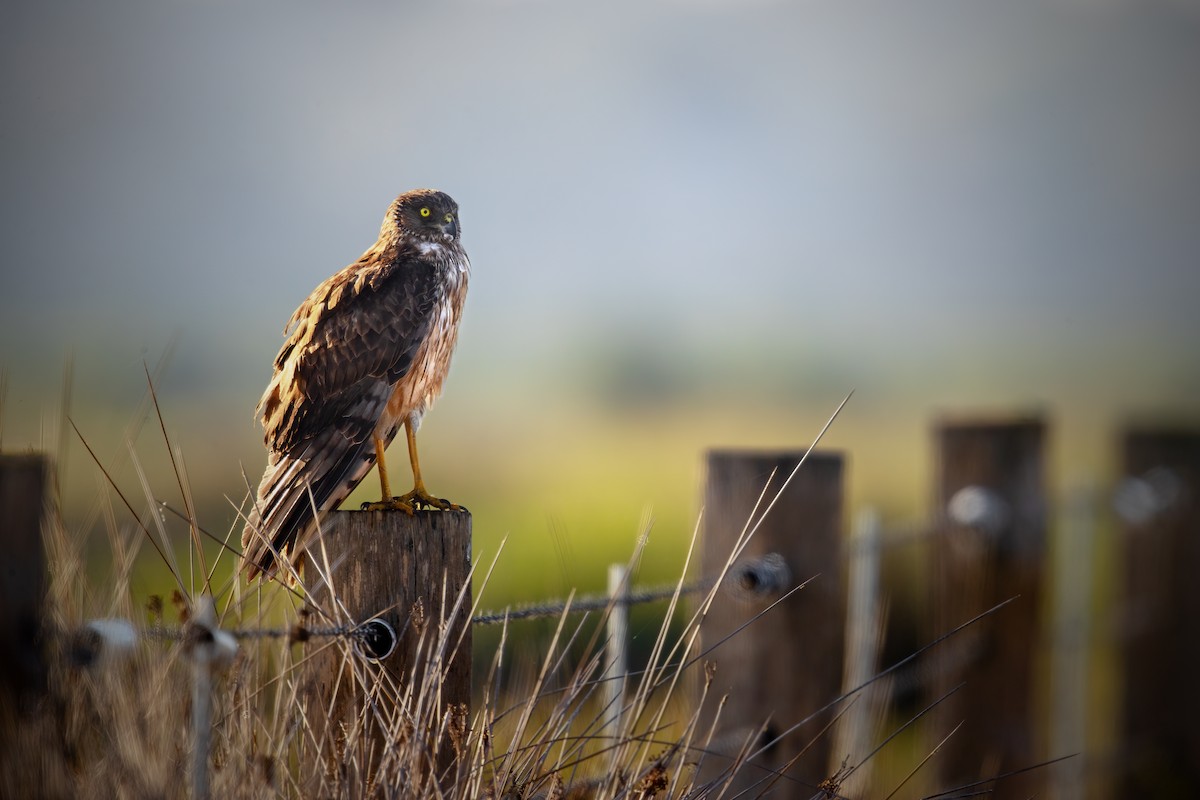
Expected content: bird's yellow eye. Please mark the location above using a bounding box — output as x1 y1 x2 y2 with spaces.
444 213 453 223
419 207 432 218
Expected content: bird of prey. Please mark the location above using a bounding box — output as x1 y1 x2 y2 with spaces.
241 189 469 580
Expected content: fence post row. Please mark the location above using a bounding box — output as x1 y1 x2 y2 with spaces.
698 449 845 797
12 417 1200 797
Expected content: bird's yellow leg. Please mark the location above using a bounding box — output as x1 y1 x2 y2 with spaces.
375 435 392 500
360 435 416 514
394 418 462 511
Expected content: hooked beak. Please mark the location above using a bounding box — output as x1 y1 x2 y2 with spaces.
442 216 459 239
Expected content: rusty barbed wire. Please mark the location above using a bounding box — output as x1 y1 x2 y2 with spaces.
71 553 794 661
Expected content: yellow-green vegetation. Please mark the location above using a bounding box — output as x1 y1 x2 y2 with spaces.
2 446 790 799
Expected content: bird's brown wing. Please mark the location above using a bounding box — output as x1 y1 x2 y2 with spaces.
241 249 442 578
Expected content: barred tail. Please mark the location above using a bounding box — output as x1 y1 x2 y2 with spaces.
241 431 378 581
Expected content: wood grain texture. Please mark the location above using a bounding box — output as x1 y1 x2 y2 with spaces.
303 508 471 789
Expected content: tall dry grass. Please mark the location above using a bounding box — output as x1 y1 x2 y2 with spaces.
5 452 794 799
1 377 788 800
2 384 1028 799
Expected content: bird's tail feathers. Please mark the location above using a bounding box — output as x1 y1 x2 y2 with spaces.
241 433 377 581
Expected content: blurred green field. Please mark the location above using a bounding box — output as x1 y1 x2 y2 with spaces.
24 342 1160 616
6 352 1192 797
43 377 922 610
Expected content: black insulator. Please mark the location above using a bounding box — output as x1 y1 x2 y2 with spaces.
355 619 397 661
726 553 792 599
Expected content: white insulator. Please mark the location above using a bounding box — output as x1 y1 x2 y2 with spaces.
82 618 139 661
947 485 1009 534
187 595 239 670
211 629 239 668
1113 467 1182 526
1112 477 1158 526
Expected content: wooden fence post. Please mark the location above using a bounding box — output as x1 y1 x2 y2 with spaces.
928 417 1047 799
698 449 845 797
0 454 51 730
1115 427 1200 796
303 509 472 791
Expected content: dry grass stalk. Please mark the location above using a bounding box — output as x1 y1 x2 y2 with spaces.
3 387 1025 798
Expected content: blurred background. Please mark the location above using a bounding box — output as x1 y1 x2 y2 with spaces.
3 0 1197 596
3 0 1199 795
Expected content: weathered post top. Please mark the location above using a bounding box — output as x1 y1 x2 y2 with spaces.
302 508 472 795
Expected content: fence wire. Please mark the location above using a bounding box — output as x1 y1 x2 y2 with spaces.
72 552 793 660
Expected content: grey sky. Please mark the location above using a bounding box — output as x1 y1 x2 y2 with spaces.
2 0 1198 427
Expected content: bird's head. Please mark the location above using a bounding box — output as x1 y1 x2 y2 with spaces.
383 189 461 244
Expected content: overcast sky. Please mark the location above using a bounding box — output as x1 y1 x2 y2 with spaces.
3 0 1198 440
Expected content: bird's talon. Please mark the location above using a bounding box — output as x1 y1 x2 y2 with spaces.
384 488 462 513
360 498 417 515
